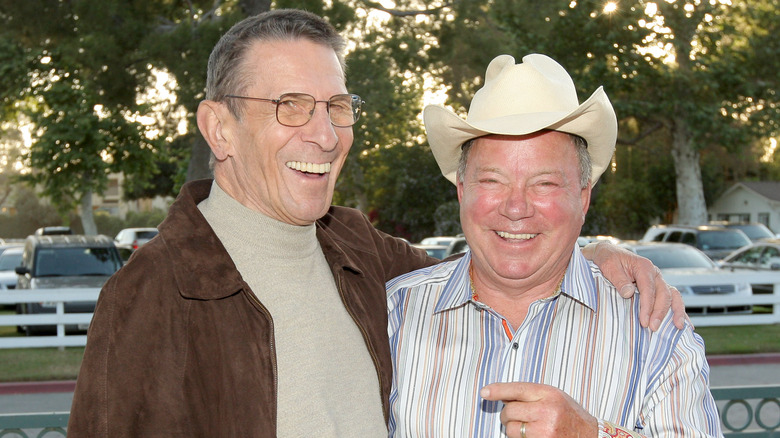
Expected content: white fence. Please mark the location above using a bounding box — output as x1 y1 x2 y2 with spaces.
0 275 778 348
675 271 780 327
0 288 99 349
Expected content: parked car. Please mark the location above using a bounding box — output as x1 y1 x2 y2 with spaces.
715 222 775 242
0 246 23 309
114 227 159 250
419 236 458 247
0 241 23 255
15 234 123 335
640 224 752 261
621 241 752 315
116 244 135 263
444 236 469 258
577 235 621 247
412 243 449 260
719 239 780 294
34 226 73 236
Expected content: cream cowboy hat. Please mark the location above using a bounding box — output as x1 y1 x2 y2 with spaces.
423 54 617 185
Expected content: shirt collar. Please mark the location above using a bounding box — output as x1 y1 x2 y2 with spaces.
433 245 599 314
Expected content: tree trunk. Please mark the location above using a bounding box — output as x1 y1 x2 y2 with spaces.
80 190 98 235
670 119 708 225
186 134 213 182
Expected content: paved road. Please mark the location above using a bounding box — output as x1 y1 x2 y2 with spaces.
0 354 778 415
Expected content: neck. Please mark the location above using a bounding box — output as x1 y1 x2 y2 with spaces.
470 262 564 330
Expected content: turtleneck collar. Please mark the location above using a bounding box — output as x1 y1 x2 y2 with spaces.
197 181 318 261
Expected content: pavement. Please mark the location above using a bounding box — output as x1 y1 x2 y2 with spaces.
0 353 778 415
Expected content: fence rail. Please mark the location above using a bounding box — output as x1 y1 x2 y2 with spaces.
712 385 780 437
0 385 777 436
0 276 778 348
0 288 98 349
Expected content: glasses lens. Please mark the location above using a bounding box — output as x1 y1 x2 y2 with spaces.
276 93 316 127
328 94 362 127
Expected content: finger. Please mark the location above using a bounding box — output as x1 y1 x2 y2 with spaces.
587 242 641 298
633 261 661 329
669 286 690 329
648 280 673 332
504 420 530 438
481 382 542 402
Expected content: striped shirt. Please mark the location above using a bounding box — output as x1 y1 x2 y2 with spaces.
387 246 722 437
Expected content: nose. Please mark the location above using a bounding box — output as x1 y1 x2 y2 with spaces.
500 185 533 220
303 101 339 151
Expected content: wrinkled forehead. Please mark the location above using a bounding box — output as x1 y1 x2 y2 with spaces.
238 38 346 94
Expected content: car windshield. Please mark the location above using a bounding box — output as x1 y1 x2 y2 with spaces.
0 252 22 271
33 247 122 277
636 246 716 269
697 230 751 250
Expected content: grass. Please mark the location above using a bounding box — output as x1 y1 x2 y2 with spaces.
695 324 780 355
0 316 84 382
0 347 84 382
0 313 777 382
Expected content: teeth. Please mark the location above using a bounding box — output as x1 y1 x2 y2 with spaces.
496 231 537 240
286 161 331 174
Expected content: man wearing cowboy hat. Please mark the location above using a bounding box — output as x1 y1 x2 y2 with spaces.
387 54 720 437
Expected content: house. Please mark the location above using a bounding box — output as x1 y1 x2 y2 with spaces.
708 181 780 233
91 173 172 219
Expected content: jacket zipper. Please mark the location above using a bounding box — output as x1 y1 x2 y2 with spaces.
245 289 278 435
335 272 389 424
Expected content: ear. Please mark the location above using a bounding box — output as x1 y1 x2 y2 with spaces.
580 184 592 221
197 100 234 161
457 179 464 203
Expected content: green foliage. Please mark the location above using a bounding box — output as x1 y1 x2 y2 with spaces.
0 187 63 238
91 209 167 238
2 0 777 240
440 0 779 229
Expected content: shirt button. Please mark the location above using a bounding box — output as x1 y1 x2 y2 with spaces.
512 343 519 350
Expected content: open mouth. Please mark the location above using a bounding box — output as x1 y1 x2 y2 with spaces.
496 231 538 241
286 161 331 174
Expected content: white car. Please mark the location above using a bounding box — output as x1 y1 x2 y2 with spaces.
419 236 458 247
114 227 159 250
0 247 23 308
621 242 752 315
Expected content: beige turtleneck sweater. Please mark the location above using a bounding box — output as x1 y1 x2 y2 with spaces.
198 182 386 437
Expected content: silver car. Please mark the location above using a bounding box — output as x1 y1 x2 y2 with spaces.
621 242 752 315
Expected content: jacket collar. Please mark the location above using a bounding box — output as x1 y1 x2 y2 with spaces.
158 179 362 300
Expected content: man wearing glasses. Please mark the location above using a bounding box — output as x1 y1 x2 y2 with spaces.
69 9 685 437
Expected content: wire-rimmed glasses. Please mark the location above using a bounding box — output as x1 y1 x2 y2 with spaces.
224 92 364 127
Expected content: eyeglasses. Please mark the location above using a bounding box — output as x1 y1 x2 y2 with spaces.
224 92 364 127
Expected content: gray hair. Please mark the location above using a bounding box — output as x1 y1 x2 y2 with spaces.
456 132 592 188
205 9 347 118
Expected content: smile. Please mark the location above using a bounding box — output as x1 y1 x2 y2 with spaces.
286 161 331 174
496 231 538 240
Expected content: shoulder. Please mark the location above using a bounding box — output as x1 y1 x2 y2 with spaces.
388 259 460 292
386 259 461 313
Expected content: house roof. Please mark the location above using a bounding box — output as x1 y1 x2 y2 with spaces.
740 181 780 202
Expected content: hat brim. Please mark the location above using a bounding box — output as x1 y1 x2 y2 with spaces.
424 86 617 185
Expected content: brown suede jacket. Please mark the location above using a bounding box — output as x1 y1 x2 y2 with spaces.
67 179 434 437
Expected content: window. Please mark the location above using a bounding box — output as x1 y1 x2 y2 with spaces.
667 231 683 242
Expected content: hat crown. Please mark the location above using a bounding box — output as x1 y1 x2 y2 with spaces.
468 54 579 124
422 53 617 186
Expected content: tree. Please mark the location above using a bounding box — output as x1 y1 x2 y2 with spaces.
410 0 778 230
0 0 163 233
